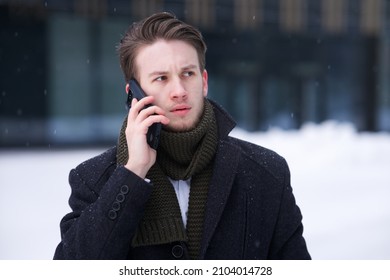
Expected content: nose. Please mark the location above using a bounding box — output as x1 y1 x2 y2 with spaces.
170 78 187 101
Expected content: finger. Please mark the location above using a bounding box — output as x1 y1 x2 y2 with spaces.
137 104 165 120
127 98 139 121
135 95 155 109
127 98 138 124
142 114 170 128
131 97 137 107
128 96 154 118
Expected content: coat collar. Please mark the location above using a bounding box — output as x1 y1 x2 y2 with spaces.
199 99 241 258
208 98 236 140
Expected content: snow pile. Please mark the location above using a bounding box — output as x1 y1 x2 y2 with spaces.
0 121 389 259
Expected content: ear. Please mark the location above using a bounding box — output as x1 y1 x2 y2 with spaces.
125 83 130 94
202 69 208 97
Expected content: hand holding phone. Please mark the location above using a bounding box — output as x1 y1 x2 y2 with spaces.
126 79 161 149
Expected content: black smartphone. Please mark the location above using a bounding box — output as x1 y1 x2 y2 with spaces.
126 79 161 149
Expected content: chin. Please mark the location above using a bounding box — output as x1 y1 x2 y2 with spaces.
164 121 196 133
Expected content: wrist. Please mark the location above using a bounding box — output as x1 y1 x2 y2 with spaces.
124 162 147 179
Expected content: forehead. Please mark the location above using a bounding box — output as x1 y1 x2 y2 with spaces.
135 39 200 73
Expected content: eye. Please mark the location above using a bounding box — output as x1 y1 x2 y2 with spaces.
155 76 167 82
183 71 194 77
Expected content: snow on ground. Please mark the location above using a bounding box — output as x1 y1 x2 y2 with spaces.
0 121 389 259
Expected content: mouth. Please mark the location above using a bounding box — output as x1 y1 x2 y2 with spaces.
170 105 191 116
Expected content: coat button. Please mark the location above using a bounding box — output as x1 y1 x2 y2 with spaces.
116 193 125 203
108 210 117 220
171 244 184 259
112 201 121 211
120 185 129 194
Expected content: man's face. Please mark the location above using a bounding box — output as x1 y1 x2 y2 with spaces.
133 39 208 132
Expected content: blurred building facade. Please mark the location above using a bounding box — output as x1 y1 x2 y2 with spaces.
1 0 389 147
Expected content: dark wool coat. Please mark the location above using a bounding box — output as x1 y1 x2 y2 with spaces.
54 101 311 260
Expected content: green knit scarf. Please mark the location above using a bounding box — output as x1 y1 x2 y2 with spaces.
116 99 218 259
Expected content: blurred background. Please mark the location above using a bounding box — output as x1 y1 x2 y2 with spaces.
1 0 390 147
0 0 389 260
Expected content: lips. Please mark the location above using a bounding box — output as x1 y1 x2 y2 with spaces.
170 104 191 116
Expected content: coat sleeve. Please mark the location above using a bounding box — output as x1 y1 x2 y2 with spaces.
53 164 152 260
268 162 311 260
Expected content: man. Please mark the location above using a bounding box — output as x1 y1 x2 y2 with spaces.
54 12 310 260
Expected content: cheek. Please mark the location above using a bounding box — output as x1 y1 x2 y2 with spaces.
151 92 165 107
142 85 164 103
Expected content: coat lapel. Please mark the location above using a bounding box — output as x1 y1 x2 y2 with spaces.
198 140 241 258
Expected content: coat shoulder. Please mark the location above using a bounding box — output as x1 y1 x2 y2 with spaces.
226 136 289 182
71 146 117 190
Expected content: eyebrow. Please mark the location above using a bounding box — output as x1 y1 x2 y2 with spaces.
148 64 198 77
148 71 168 78
182 64 198 71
